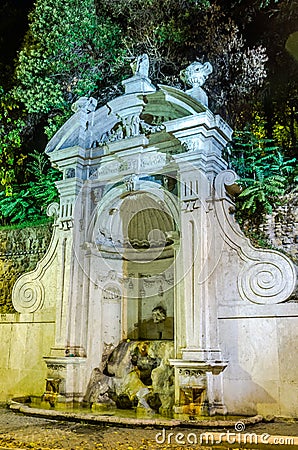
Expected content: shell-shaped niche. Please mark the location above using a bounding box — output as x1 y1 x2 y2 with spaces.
94 191 176 252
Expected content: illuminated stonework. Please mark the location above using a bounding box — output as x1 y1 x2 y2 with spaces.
7 56 298 417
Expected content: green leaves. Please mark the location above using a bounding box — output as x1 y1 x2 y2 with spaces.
0 88 26 192
0 0 127 223
44 107 73 139
228 130 297 220
13 0 126 114
238 174 286 214
0 152 61 225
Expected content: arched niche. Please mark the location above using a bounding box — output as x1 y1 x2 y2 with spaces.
88 180 179 341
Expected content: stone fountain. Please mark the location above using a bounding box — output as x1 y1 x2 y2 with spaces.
9 54 297 419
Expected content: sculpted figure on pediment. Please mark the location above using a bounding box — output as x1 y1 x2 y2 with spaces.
130 53 149 77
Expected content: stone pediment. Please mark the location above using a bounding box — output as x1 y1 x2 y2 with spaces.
45 82 208 155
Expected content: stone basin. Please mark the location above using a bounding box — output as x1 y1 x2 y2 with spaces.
9 396 263 429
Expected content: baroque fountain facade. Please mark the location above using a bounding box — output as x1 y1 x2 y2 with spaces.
4 56 297 418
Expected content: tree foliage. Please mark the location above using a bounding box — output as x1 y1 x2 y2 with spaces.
13 0 126 117
219 0 298 152
0 151 61 225
228 130 296 223
0 0 127 224
198 4 268 122
97 0 268 123
0 0 297 227
0 0 32 89
0 87 26 192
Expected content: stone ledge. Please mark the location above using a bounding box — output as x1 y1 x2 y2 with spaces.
8 400 263 429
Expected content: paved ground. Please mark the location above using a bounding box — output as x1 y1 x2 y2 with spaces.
1 405 298 450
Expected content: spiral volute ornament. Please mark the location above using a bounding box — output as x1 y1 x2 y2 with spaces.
12 280 44 313
238 258 296 304
214 169 239 198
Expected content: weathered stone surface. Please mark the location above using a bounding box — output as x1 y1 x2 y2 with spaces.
84 341 174 415
0 223 53 313
256 193 297 265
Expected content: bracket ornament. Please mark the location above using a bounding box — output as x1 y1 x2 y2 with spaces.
214 170 297 304
238 259 295 305
12 279 44 313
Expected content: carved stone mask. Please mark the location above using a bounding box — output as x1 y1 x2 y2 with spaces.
152 306 166 323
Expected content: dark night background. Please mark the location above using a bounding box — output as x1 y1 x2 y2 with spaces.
1 1 297 91
0 0 297 149
0 0 33 88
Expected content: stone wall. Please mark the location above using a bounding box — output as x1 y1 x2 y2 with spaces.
219 313 298 417
0 223 53 313
0 316 55 401
243 193 298 265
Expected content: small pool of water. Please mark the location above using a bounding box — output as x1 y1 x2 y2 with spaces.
21 396 171 420
16 396 253 424
31 399 157 418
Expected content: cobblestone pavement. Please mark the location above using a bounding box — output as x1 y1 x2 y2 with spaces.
1 406 298 450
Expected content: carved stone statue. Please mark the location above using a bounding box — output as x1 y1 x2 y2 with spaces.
180 61 213 88
130 54 150 78
138 306 174 340
125 174 138 192
71 96 97 113
152 306 167 323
